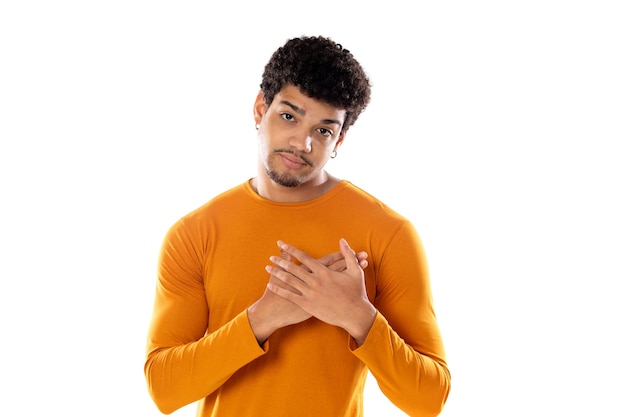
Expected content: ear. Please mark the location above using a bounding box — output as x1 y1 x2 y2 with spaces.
253 91 266 125
333 131 347 152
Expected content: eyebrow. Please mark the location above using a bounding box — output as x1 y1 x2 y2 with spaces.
279 100 343 127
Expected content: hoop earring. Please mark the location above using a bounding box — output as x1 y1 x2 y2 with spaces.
330 150 337 159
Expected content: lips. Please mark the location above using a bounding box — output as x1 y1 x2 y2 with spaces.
279 153 309 169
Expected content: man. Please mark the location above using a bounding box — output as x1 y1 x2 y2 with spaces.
145 35 450 417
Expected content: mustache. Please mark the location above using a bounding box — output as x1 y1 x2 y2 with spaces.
274 149 314 167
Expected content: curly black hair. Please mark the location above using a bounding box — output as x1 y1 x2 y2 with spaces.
260 36 371 132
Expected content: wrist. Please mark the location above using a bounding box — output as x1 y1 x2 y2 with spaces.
247 301 277 345
345 303 377 347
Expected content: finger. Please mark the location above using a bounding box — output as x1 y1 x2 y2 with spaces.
266 281 301 303
266 263 308 292
317 251 344 267
356 251 369 269
322 250 368 271
277 241 320 272
277 240 314 272
319 251 348 272
339 238 360 271
268 275 301 295
277 241 293 261
269 255 310 278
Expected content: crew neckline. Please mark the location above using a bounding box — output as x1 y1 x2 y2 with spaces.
243 179 349 207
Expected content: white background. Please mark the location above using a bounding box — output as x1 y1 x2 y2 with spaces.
1 1 625 416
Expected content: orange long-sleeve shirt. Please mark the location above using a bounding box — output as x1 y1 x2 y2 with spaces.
145 180 450 416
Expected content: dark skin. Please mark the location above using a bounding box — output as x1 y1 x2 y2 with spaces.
247 85 377 346
267 239 376 345
249 242 370 344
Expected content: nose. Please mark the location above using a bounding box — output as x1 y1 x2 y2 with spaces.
288 129 313 153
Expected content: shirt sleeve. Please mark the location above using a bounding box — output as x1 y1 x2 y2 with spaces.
144 219 267 414
351 221 451 417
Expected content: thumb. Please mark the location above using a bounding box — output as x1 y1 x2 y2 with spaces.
339 238 360 271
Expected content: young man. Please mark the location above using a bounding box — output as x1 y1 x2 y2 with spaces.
145 35 450 417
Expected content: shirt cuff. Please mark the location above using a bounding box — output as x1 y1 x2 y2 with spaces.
242 309 270 354
349 311 387 353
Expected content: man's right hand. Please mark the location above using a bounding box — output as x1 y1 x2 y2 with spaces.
247 245 369 345
247 281 312 345
319 249 369 271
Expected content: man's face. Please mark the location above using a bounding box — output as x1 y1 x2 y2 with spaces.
254 85 346 188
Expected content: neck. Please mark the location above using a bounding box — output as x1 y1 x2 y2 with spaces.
251 172 339 203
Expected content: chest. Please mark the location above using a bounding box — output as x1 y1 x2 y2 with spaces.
200 216 377 330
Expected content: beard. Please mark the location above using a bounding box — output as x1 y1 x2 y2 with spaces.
266 168 302 188
264 149 314 188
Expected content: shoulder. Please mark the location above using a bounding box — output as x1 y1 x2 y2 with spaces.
337 181 408 222
170 182 249 230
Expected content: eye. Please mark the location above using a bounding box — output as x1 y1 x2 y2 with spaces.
318 127 333 137
280 113 295 122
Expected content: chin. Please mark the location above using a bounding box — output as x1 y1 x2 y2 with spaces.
267 170 303 188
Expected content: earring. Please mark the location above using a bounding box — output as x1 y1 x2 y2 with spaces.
255 123 259 130
330 150 337 159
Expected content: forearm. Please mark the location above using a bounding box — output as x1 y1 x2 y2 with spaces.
340 299 377 347
353 313 451 417
144 310 266 414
